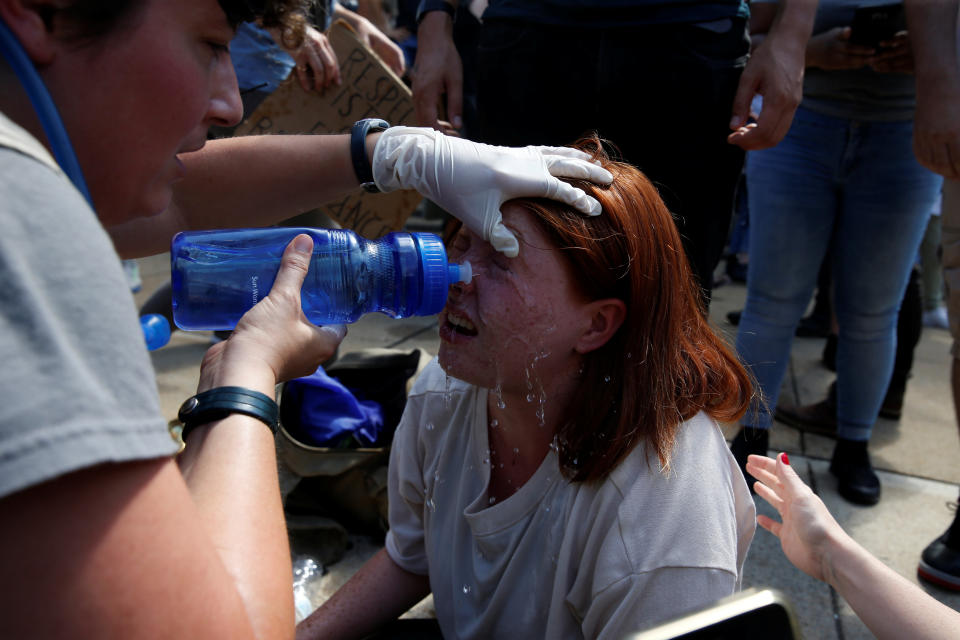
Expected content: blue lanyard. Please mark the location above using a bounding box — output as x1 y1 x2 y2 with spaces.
0 17 93 207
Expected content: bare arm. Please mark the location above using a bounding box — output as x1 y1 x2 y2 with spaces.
412 5 462 131
905 0 960 178
333 3 406 77
108 133 367 258
728 0 818 150
747 454 960 640
0 237 345 638
296 548 432 640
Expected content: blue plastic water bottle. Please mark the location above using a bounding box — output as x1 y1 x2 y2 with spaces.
171 228 470 331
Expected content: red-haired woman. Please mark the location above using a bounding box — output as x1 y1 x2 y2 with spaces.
299 137 756 640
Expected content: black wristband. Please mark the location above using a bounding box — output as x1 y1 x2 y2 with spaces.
416 0 455 24
178 386 279 442
350 118 390 193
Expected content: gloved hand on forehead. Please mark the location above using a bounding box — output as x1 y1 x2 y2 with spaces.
372 127 614 257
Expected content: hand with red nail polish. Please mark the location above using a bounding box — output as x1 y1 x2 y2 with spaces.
746 454 960 639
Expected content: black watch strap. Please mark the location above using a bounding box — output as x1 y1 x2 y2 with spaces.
178 386 279 441
416 0 455 24
350 118 390 193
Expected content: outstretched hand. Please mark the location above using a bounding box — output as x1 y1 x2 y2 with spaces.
372 127 614 256
746 453 850 584
198 235 346 393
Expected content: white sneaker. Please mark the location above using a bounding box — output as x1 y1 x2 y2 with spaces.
923 306 950 330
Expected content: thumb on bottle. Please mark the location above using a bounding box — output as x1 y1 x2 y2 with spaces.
271 234 314 295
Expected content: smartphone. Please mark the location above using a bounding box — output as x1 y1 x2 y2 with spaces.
849 2 905 48
624 588 801 640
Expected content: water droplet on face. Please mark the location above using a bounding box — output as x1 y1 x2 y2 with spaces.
462 584 472 595
626 352 632 359
512 447 519 455
603 375 611 383
490 419 499 428
526 393 534 403
498 463 504 468
425 422 435 431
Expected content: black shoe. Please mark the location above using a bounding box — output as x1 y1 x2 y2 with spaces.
726 257 748 283
730 427 770 493
796 313 830 338
879 380 905 420
822 334 837 372
830 439 880 506
775 397 838 438
918 501 960 591
727 310 742 326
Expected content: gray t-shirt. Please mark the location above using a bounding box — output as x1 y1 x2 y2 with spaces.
0 112 178 499
803 0 915 121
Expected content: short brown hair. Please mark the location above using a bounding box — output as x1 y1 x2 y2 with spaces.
517 136 751 482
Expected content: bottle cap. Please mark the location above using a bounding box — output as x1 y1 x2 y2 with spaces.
413 233 453 316
449 260 471 285
141 314 171 351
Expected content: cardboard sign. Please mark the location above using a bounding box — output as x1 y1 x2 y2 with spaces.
233 20 422 238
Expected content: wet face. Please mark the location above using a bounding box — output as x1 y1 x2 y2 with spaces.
42 0 242 224
438 204 593 396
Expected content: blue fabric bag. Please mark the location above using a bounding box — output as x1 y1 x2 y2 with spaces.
282 366 384 448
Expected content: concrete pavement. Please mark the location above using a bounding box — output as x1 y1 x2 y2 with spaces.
136 251 960 638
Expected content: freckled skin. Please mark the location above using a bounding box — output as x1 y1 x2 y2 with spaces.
438 204 588 396
438 204 594 500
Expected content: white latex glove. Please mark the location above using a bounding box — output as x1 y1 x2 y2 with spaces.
372 126 614 256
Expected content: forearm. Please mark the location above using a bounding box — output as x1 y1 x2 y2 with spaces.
176 359 292 639
827 533 960 640
178 415 293 639
905 0 960 85
109 134 365 258
174 135 360 228
765 0 817 51
296 548 432 640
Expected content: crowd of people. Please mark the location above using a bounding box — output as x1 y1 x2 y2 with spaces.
1 0 959 638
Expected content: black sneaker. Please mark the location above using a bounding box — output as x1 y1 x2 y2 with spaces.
918 500 960 591
830 439 880 506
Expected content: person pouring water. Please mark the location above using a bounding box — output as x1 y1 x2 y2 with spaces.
0 0 611 637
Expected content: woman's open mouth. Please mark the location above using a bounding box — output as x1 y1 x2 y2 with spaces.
446 313 478 336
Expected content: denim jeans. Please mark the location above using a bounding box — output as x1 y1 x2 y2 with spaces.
737 106 942 440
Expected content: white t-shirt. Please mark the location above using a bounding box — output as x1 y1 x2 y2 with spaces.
387 359 756 639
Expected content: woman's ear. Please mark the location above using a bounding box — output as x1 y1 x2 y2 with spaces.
575 298 626 354
0 1 58 65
